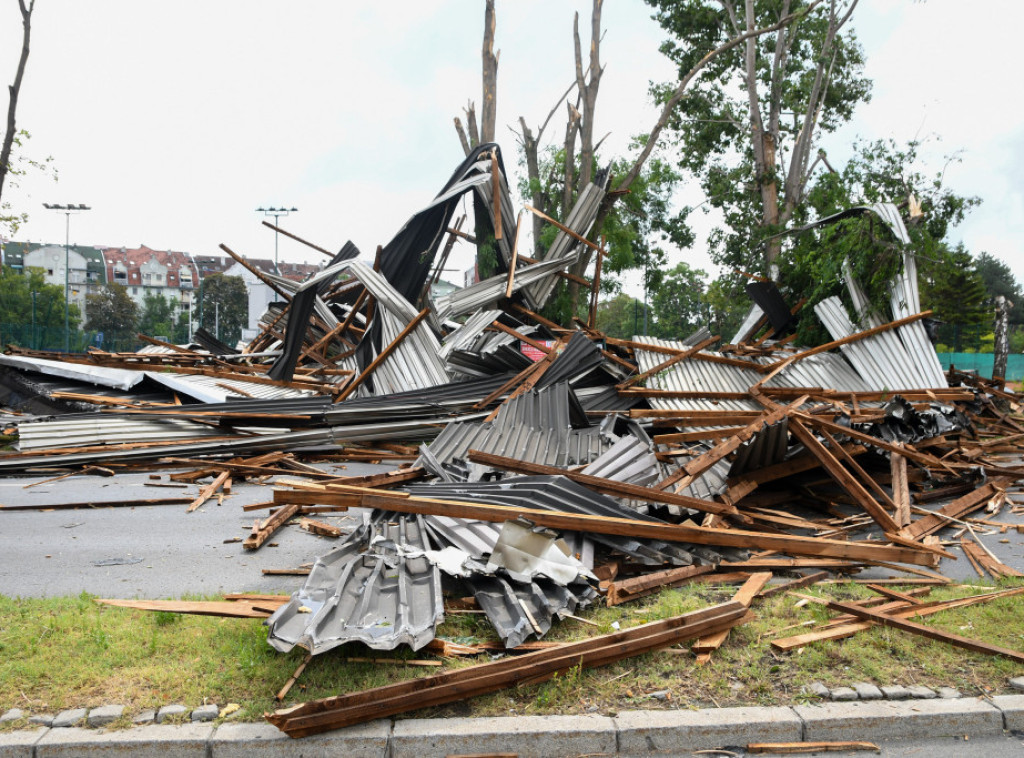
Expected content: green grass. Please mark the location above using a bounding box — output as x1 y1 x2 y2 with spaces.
1 579 1023 730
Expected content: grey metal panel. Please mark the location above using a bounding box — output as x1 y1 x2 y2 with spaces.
14 416 248 451
433 252 580 320
266 512 443 654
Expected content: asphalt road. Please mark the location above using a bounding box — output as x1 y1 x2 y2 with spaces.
0 462 390 599
1 462 1024 599
750 735 1024 757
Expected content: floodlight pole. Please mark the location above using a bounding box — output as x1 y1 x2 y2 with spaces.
43 203 91 352
256 206 298 275
30 291 37 349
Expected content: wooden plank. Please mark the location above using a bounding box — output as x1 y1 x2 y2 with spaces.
604 564 715 606
0 497 192 511
95 598 278 619
186 470 230 513
503 212 522 298
693 572 772 657
904 479 1013 539
617 335 719 390
267 601 747 737
891 447 911 527
826 598 1024 663
336 307 431 401
748 742 879 754
787 418 901 534
275 489 940 566
771 586 1024 651
245 502 302 550
467 449 741 518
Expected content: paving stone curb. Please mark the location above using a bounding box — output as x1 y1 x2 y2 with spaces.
2 698 1023 757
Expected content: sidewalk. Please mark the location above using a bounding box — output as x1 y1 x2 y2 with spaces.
3 696 1023 757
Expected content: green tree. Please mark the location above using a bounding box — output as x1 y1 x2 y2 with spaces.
919 244 988 352
595 292 645 340
974 252 1024 326
0 266 76 348
650 261 707 339
84 283 138 346
138 293 176 339
197 274 248 346
767 138 980 343
646 0 870 272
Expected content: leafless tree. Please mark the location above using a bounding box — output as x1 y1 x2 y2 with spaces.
0 0 35 208
455 0 498 154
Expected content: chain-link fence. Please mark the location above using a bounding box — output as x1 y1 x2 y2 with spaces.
0 323 140 353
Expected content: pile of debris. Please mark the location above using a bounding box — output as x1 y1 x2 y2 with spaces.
2 143 1023 737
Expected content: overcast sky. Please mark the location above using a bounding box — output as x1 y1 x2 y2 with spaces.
2 1 1022 296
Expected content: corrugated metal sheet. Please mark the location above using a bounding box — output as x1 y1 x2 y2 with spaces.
15 416 256 451
266 512 443 653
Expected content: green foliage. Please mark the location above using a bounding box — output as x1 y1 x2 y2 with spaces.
138 293 178 341
645 0 871 272
520 144 687 325
0 266 78 347
198 274 248 347
650 261 708 339
919 244 989 352
84 283 139 344
596 292 645 340
974 252 1024 326
773 138 980 340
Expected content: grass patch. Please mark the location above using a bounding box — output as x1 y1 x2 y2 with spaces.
2 579 1023 729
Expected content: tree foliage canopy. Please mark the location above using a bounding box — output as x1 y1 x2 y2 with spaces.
198 274 248 347
84 283 138 340
646 0 871 273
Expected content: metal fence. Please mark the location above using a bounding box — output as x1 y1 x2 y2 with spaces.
938 353 1024 381
0 323 140 353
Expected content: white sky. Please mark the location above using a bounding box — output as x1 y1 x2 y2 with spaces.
2 0 1022 297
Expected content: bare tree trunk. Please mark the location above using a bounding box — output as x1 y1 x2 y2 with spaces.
0 0 34 206
480 0 498 144
591 4 812 258
994 295 1012 384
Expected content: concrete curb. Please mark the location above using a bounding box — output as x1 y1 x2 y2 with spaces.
2 699 1023 757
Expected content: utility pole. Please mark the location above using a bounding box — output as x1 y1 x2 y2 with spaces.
256 206 297 275
30 291 37 349
43 203 90 352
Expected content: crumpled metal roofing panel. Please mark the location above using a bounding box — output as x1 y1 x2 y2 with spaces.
468 574 595 649
342 260 452 396
266 512 443 654
406 476 715 566
14 416 257 451
434 252 581 321
524 176 609 309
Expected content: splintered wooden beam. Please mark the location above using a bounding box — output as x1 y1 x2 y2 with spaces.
503 212 522 298
826 598 1024 663
186 471 230 513
693 572 772 661
904 478 1014 539
604 564 715 606
891 446 911 527
787 418 901 534
466 449 742 518
266 600 748 737
245 502 302 550
276 489 937 566
748 742 879 754
336 307 430 401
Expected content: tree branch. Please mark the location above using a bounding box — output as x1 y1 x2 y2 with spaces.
0 0 34 207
